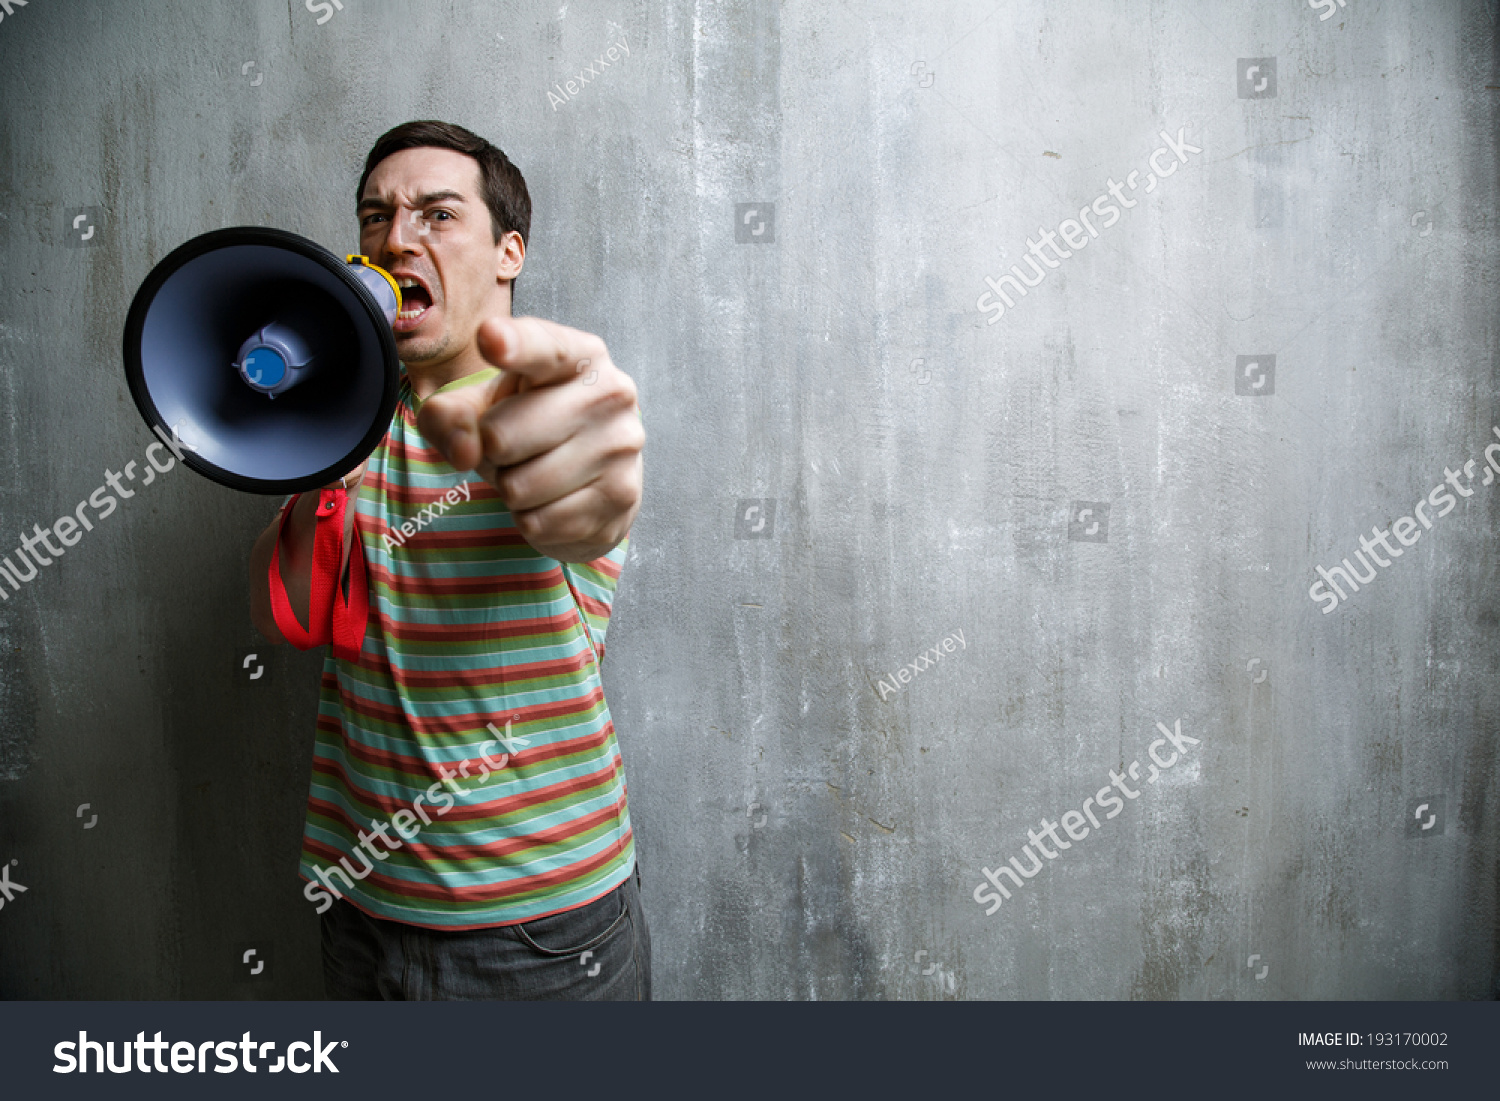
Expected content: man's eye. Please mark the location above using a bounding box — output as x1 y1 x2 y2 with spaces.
430 210 454 221
361 213 388 226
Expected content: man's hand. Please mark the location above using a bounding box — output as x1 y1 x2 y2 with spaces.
248 460 367 643
415 317 644 562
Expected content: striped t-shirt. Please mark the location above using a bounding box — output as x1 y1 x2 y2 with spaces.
297 366 634 930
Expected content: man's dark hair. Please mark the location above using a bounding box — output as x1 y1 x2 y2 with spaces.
357 119 532 261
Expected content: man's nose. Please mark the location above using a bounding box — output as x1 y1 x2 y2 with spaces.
384 208 426 255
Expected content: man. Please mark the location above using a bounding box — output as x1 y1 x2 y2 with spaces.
247 120 649 1000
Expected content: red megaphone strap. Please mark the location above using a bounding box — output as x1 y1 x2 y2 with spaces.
268 487 369 661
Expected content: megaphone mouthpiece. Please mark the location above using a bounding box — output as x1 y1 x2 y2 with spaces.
345 254 402 325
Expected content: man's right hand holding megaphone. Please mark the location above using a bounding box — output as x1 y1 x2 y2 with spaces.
249 456 370 645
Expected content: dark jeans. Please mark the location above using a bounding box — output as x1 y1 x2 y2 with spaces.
320 864 651 1000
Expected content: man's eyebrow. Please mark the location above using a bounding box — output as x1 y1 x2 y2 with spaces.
357 189 470 214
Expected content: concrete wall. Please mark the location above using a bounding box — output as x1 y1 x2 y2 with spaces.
1 0 1496 999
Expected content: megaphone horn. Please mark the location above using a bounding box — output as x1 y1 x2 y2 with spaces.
122 227 404 494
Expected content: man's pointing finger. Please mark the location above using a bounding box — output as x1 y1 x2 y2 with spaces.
415 372 506 471
477 316 607 387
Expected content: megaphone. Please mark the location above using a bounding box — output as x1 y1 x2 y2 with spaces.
122 226 404 494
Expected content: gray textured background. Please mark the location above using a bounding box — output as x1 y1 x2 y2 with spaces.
1 0 1497 1000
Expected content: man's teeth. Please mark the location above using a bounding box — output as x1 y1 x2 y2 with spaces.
396 279 427 319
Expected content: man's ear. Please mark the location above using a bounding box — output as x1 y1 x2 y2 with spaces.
497 229 525 283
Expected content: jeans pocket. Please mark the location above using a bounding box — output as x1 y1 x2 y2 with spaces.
513 884 629 957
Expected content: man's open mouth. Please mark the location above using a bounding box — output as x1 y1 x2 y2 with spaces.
392 274 434 331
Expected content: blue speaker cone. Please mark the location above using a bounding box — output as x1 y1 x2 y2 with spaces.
242 347 287 389
234 324 313 397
